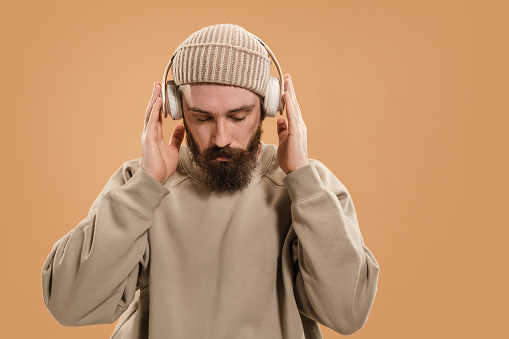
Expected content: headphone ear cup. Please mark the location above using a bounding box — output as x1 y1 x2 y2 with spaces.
165 80 183 120
263 77 281 117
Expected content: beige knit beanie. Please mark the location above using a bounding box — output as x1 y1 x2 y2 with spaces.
171 23 271 97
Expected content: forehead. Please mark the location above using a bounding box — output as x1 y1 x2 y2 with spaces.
182 83 258 110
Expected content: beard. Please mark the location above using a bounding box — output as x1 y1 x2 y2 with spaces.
184 120 263 193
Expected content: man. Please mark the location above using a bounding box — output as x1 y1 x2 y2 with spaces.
42 23 380 339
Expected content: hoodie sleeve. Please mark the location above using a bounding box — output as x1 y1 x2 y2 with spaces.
41 160 170 327
282 160 380 335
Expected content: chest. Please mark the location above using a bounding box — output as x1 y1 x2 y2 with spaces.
149 182 292 282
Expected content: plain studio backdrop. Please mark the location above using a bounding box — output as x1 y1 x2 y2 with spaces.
1 0 507 338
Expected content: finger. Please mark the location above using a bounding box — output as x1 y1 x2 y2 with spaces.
283 84 297 134
288 75 304 124
145 82 158 118
145 83 159 129
147 97 163 134
157 107 163 141
276 118 288 144
145 83 161 128
169 124 186 148
285 76 307 135
288 75 298 106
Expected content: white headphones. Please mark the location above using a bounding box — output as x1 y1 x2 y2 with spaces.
161 33 285 120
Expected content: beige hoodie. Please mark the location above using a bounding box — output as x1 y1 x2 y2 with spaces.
41 141 380 338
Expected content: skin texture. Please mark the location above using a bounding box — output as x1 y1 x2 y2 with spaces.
140 73 310 188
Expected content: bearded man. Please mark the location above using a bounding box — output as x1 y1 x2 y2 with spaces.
42 23 380 339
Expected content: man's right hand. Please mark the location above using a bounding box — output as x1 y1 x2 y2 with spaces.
141 81 185 185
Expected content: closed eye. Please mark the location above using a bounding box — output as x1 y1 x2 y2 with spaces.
196 117 212 122
196 116 246 122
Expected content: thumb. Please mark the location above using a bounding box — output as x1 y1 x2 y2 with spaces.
169 124 185 148
277 118 288 144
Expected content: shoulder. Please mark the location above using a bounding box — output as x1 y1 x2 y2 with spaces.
123 157 142 171
262 145 349 195
308 158 350 195
116 157 143 181
119 155 190 188
100 157 142 186
262 144 344 188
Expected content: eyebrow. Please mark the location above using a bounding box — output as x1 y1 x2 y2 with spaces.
187 104 256 115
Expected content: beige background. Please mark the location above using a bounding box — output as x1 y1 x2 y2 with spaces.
1 0 507 338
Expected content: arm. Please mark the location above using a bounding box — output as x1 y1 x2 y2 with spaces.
41 160 170 326
282 160 380 335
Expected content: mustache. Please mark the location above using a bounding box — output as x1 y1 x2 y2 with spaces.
203 146 245 160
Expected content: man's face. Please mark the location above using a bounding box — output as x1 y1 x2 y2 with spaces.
181 83 263 193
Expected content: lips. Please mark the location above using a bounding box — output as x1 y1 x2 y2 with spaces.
216 156 230 161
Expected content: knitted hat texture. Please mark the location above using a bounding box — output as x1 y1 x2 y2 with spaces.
171 23 271 97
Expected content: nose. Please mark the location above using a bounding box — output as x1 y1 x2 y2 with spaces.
212 119 232 148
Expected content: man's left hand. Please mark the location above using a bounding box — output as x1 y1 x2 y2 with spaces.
277 73 310 175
